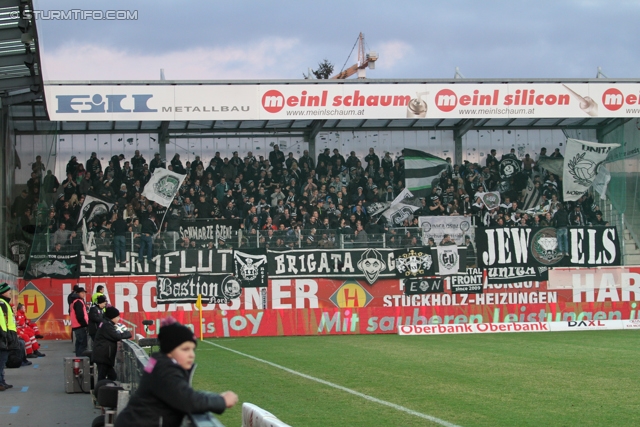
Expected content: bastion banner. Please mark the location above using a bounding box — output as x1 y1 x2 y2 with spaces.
16 265 640 339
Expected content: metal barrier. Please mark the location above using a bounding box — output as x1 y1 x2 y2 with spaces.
115 339 226 427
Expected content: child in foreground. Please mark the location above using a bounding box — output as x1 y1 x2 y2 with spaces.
114 317 238 427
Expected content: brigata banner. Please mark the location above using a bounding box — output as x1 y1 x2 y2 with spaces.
267 248 396 285
419 216 474 246
15 270 639 339
80 249 233 275
477 226 620 268
156 274 241 304
24 252 80 280
45 83 640 121
178 218 240 248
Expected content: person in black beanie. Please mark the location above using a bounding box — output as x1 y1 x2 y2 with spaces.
93 306 131 381
88 296 107 346
115 317 238 427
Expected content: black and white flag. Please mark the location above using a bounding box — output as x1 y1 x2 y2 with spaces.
233 249 268 288
77 195 113 225
394 247 435 278
404 277 444 295
499 158 521 180
563 138 619 202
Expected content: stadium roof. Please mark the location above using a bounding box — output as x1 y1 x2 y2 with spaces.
16 78 637 141
0 0 43 107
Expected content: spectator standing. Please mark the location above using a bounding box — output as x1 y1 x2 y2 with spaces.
93 307 132 381
139 213 157 264
42 170 60 208
70 287 89 357
91 285 107 305
0 283 17 390
88 295 107 345
112 213 129 266
554 204 569 256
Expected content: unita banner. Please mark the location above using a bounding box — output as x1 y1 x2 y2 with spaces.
16 265 640 339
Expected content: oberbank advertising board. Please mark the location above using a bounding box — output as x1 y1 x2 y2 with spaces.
45 83 640 121
16 265 640 339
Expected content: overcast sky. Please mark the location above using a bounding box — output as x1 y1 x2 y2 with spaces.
34 0 640 82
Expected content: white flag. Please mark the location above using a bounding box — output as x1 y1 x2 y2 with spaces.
436 246 460 276
474 191 501 210
142 168 186 206
592 164 611 200
563 138 619 202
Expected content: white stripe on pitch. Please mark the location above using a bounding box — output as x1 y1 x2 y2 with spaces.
202 340 463 427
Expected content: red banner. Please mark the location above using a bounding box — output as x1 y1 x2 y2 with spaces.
17 268 640 339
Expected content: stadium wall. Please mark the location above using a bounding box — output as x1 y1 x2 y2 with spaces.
16 266 640 339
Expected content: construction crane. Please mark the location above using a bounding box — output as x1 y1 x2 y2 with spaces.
331 33 378 79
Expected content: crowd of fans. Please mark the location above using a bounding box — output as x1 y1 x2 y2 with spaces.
10 144 609 258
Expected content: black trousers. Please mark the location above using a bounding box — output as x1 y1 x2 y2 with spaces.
96 363 117 382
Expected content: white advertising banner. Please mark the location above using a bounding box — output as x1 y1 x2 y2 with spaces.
399 320 629 336
44 83 640 121
419 216 474 246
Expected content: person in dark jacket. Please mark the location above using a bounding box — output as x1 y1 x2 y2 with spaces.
70 287 89 356
88 296 107 345
93 307 132 381
112 212 129 265
115 317 238 427
554 204 570 256
139 214 157 263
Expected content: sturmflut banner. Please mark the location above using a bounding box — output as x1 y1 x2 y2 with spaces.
476 226 621 268
419 216 474 246
80 249 233 275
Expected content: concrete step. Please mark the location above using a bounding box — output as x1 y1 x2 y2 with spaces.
625 254 640 265
624 243 639 253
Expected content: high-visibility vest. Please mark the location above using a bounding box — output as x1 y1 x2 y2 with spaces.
70 298 88 329
0 299 17 333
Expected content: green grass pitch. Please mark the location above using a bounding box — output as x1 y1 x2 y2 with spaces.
193 331 640 427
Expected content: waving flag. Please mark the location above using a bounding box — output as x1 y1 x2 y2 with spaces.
142 167 187 206
404 149 448 198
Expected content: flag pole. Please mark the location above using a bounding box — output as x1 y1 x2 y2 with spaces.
196 294 203 340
